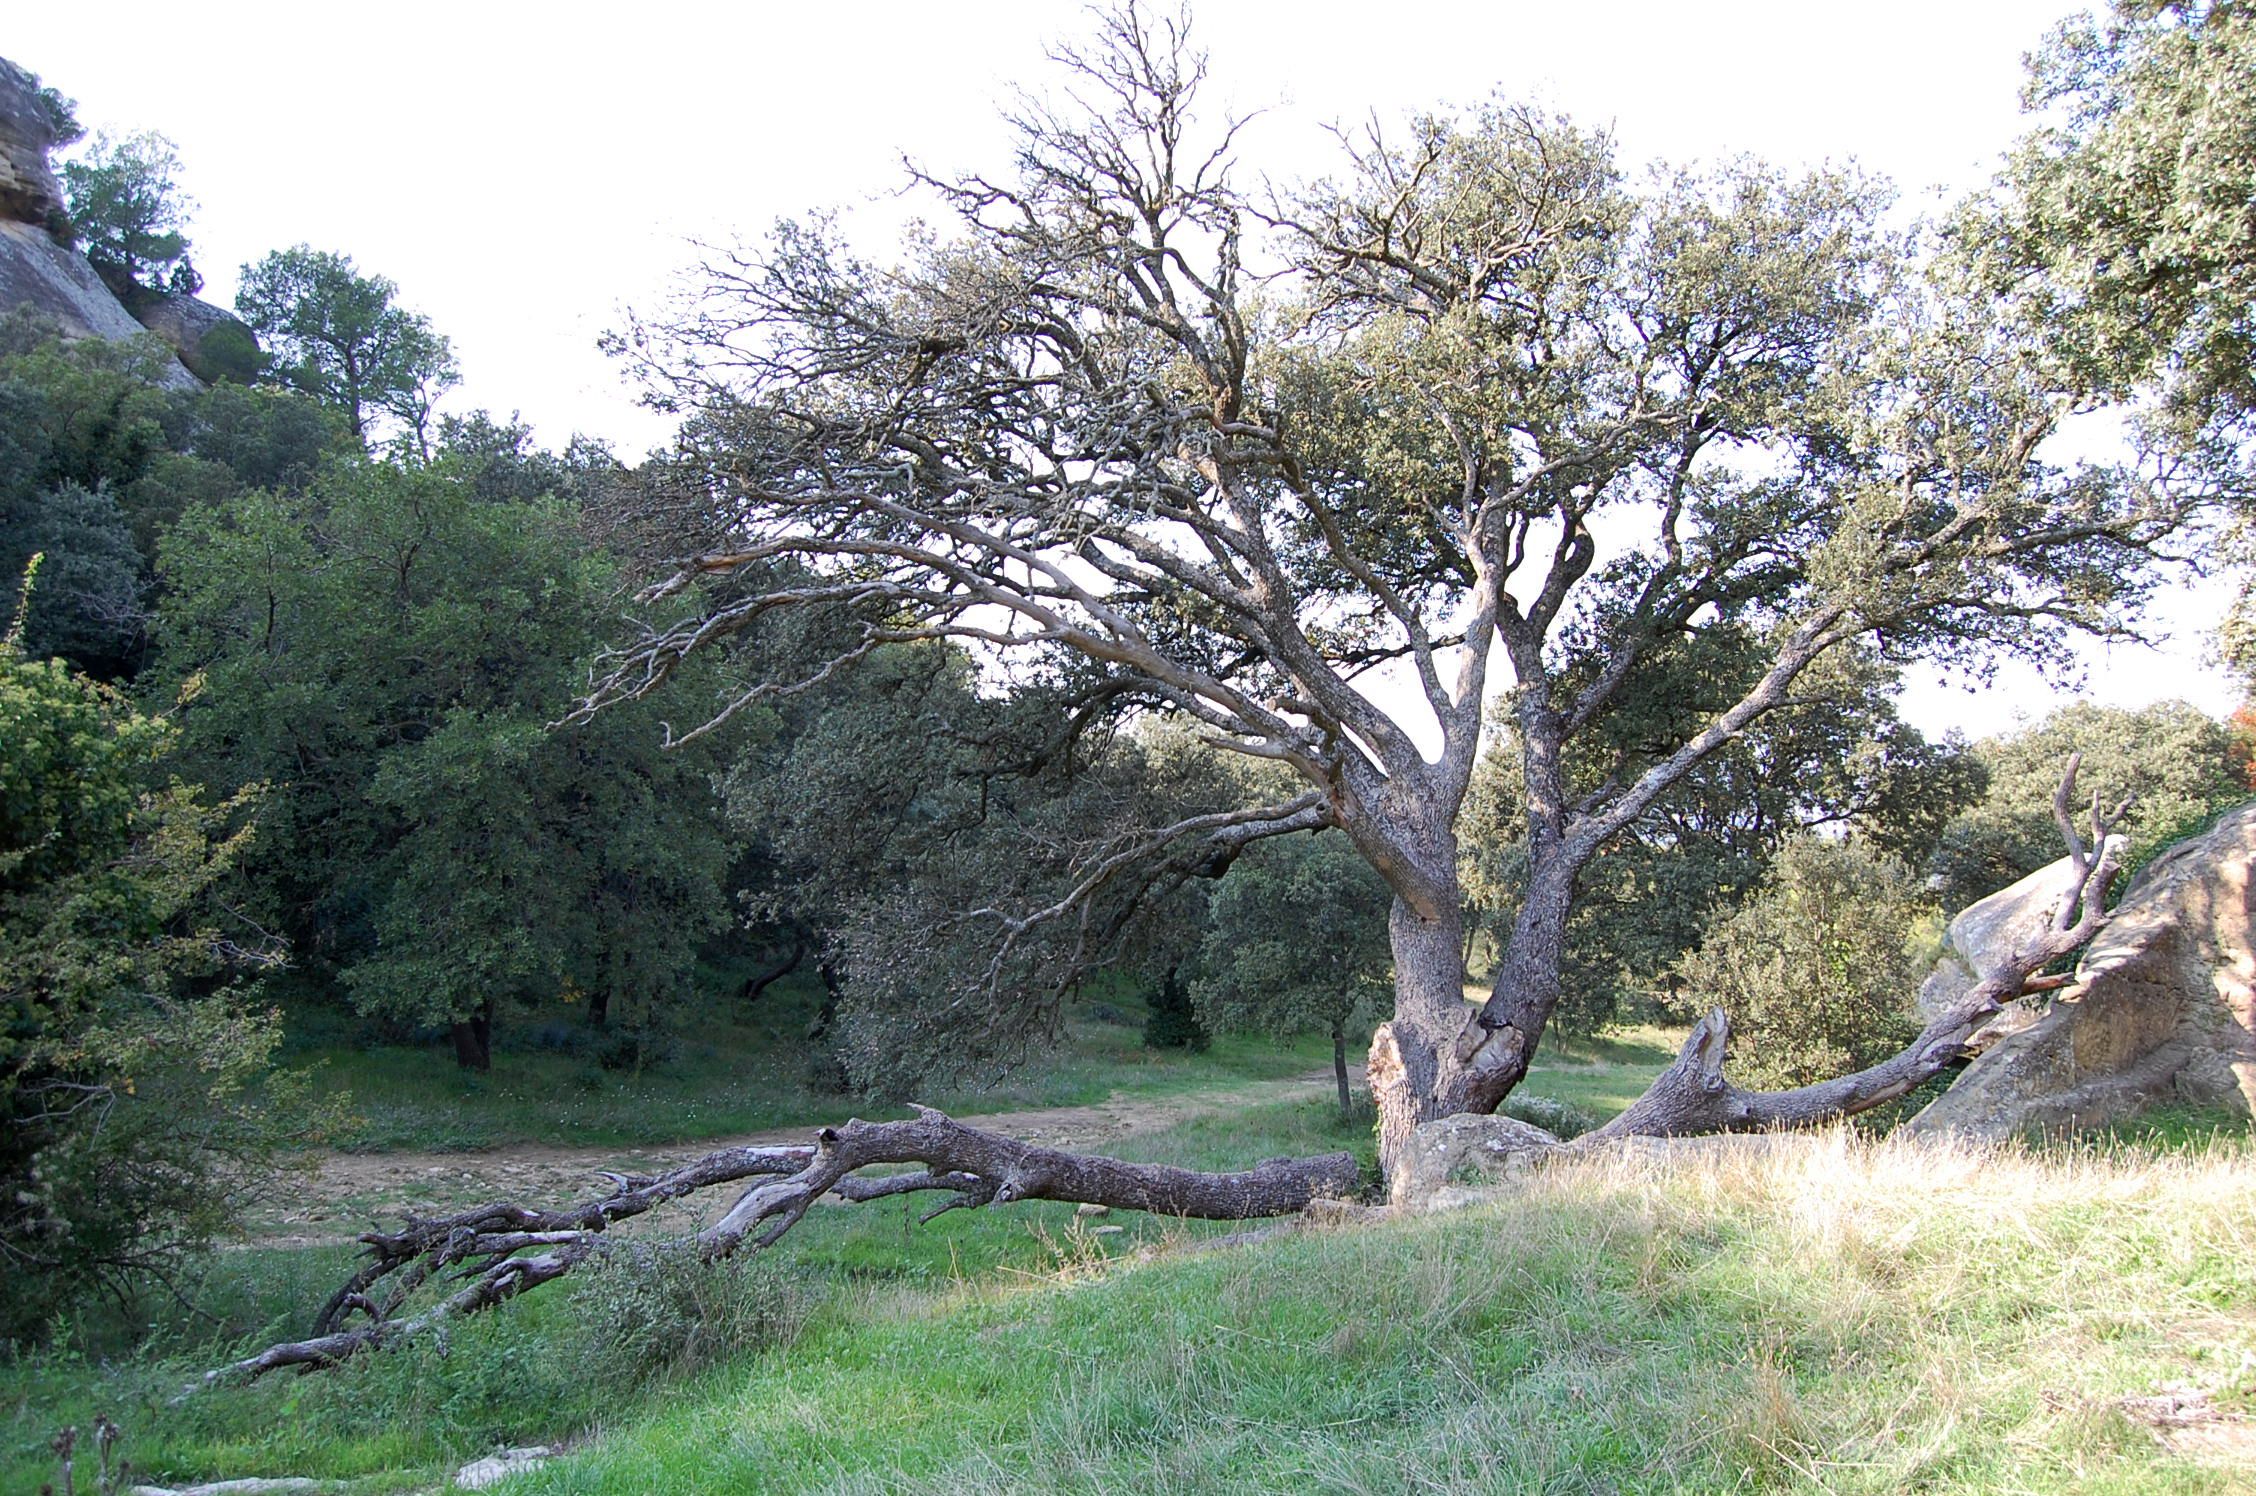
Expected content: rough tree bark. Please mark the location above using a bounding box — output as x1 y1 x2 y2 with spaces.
198 1109 1356 1389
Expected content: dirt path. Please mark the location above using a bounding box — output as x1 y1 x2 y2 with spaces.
248 1067 1363 1243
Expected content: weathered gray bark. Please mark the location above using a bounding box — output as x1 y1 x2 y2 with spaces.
702 1105 1361 1253
1368 898 1474 1178
198 1109 1358 1390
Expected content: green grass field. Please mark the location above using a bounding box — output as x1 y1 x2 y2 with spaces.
8 1101 2251 1494
10 983 2255 1495
295 977 1344 1153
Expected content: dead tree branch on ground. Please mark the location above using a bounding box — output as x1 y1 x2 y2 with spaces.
1591 754 2130 1139
196 1112 1356 1391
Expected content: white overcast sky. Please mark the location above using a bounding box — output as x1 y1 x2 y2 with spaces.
8 0 2241 739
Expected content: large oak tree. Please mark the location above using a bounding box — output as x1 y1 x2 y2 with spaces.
586 6 2188 1173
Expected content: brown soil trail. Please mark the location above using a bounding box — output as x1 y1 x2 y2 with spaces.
249 1066 1364 1244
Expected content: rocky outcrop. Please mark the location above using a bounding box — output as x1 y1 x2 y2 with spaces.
1911 803 2256 1137
0 55 252 386
0 217 176 350
0 58 63 224
135 288 262 382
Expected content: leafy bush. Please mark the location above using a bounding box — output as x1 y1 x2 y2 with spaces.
573 1240 812 1383
1141 966 1208 1052
1 637 332 1340
1676 836 1935 1090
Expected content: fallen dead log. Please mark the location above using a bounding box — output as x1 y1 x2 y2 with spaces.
195 1111 1358 1392
1591 753 2128 1140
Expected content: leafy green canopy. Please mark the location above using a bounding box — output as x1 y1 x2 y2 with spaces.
1979 2 2256 682
1464 641 1980 1033
59 130 199 303
0 328 344 678
1193 831 1391 1049
152 434 731 1054
1991 0 2256 444
235 246 459 448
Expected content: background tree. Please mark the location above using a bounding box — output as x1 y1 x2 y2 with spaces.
1989 0 2255 444
0 481 142 675
59 130 198 305
153 431 733 1069
1674 836 1934 1090
586 7 2188 1173
713 634 1251 1097
1976 1 2256 676
1193 831 1390 1113
0 326 344 678
235 246 459 449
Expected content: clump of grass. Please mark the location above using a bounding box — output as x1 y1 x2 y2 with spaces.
574 1241 815 1384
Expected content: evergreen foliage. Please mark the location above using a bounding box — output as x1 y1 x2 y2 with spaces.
58 131 198 303
234 246 459 448
1141 965 1208 1053
152 432 732 1062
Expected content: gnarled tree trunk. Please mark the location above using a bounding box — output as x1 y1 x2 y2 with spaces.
1368 899 1471 1179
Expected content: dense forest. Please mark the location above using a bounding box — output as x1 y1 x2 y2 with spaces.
4 3 2256 1490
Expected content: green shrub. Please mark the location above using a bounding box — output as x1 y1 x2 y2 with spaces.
1140 966 1208 1052
1676 836 1933 1090
572 1241 813 1383
1 637 332 1341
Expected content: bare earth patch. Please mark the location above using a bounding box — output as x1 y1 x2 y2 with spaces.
2117 1383 2256 1468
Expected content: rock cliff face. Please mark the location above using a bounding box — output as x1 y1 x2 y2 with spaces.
0 56 251 386
1912 803 2256 1137
0 58 64 224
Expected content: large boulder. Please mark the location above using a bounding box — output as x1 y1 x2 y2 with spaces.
1391 1112 1560 1209
0 220 193 386
1911 803 2256 1138
133 292 261 383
